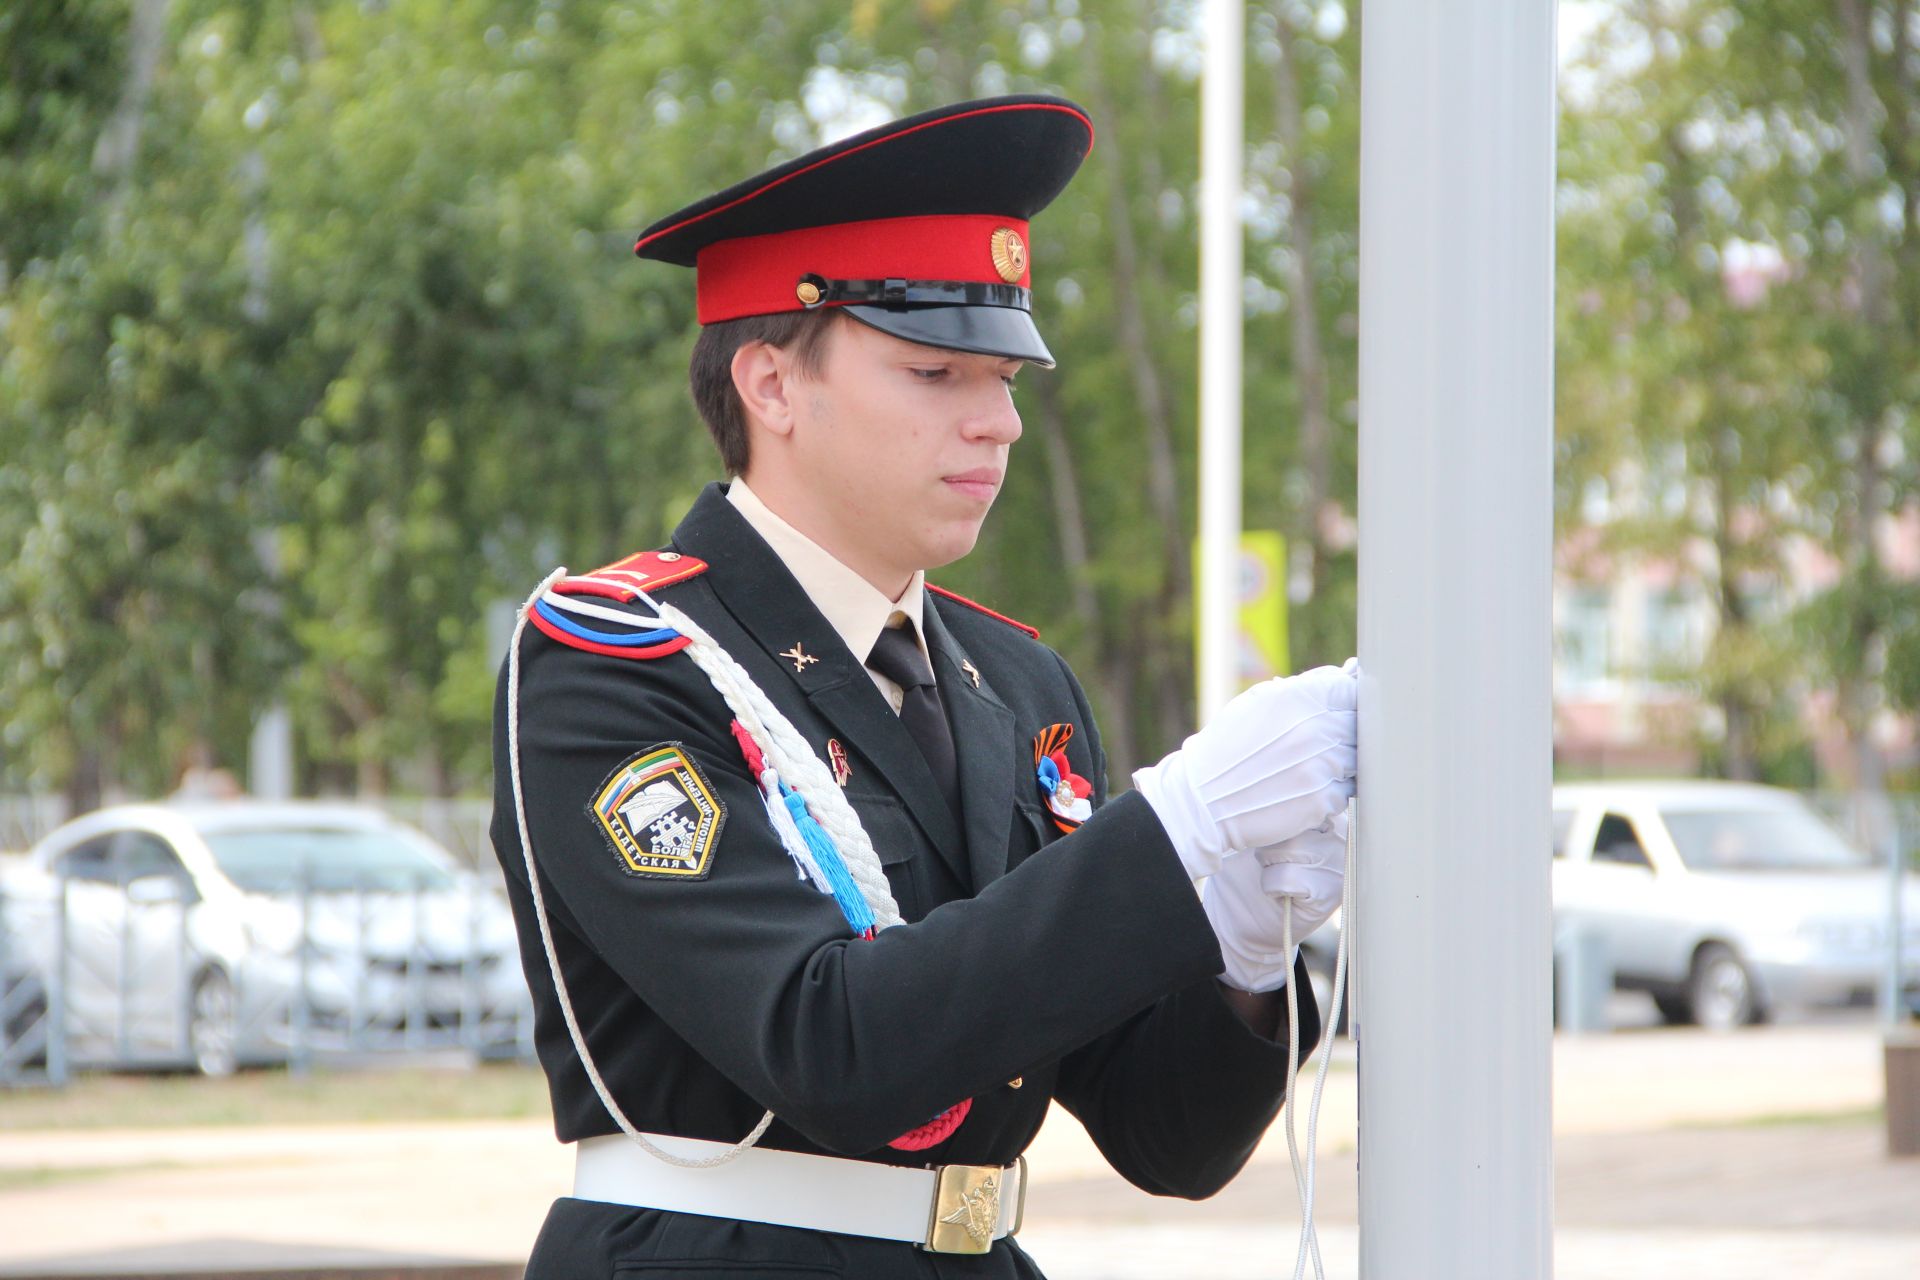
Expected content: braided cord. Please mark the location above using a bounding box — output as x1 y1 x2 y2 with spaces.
509 571 940 1170
640 594 903 931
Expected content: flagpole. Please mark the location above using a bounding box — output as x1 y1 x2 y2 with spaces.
1356 2 1558 1274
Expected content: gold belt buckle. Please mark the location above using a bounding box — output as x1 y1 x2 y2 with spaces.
922 1155 1026 1254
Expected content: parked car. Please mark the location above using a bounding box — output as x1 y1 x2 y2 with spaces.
10 801 529 1074
1553 781 1920 1030
0 853 51 1077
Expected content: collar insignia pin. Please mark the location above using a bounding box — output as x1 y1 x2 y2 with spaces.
780 644 819 674
961 658 981 689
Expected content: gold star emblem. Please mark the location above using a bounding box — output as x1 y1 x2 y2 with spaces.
989 228 1027 283
961 658 981 689
780 644 819 674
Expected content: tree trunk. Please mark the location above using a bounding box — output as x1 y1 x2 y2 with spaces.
1085 15 1195 752
1836 0 1891 795
1271 7 1335 604
64 748 104 818
1709 430 1757 781
92 0 172 227
422 747 455 801
1885 0 1920 337
1031 373 1140 777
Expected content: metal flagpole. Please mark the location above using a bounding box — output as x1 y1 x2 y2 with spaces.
1197 0 1245 720
1355 2 1557 1276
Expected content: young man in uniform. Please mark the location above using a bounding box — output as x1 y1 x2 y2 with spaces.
492 95 1358 1278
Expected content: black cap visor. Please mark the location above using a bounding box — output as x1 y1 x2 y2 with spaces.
841 303 1056 369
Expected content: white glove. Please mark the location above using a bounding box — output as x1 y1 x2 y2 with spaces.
1203 811 1349 992
1133 662 1358 882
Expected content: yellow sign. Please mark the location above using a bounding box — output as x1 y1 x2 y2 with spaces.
1193 531 1291 694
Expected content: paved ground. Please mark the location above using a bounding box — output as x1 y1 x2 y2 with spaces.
1 1024 1915 1278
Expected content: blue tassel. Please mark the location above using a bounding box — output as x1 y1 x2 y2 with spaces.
781 784 876 936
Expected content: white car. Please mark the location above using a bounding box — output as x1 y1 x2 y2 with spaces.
9 801 528 1074
1553 781 1920 1030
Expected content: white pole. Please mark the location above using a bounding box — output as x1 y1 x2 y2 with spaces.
1356 3 1556 1277
1197 0 1245 720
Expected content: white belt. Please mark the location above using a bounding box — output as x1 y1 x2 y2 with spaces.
572 1132 1026 1255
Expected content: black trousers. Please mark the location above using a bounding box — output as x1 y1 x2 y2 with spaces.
526 1197 1052 1279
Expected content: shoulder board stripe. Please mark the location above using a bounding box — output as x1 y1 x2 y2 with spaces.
927 584 1039 639
540 592 658 629
528 601 692 661
554 550 708 602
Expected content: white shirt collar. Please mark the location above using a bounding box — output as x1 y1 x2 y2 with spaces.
726 476 929 669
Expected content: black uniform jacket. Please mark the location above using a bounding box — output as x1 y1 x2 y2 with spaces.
490 483 1321 1279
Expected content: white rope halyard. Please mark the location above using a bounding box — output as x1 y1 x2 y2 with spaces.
506 570 902 1169
1277 796 1355 1280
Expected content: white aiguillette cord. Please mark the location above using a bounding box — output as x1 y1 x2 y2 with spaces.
507 569 908 1170
1277 796 1354 1280
507 569 775 1170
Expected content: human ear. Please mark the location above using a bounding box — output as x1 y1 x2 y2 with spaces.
731 341 797 439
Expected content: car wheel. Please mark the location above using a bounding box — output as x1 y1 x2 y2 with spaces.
1650 991 1694 1026
189 970 239 1077
1689 944 1759 1032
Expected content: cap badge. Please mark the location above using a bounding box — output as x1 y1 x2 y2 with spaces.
989 227 1027 283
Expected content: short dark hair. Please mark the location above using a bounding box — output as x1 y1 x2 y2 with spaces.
688 309 843 476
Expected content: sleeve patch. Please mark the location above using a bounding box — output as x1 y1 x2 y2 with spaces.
587 744 727 880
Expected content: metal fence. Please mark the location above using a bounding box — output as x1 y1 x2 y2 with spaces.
0 853 533 1088
3 786 1916 1087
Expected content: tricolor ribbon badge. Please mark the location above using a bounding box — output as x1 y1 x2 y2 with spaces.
1032 723 1092 833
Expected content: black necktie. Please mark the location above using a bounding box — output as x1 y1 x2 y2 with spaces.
867 620 962 824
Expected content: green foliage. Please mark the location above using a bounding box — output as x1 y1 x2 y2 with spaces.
2 0 1371 797
1556 0 1919 783
10 0 1910 800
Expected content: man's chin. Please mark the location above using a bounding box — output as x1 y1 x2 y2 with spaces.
917 520 986 572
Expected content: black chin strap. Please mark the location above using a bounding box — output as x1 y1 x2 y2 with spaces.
797 274 1030 311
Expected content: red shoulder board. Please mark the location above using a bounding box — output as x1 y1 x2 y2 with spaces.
928 584 1040 639
554 550 708 603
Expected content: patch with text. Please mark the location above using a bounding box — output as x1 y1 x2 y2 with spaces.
588 744 725 880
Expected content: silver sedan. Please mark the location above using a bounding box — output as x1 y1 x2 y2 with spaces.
1553 781 1920 1030
5 801 529 1074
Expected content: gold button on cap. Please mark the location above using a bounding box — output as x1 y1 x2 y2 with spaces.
796 279 822 305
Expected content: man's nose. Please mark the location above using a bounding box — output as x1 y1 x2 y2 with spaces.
965 383 1024 445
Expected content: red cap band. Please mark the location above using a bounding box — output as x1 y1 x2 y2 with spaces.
694 214 1031 324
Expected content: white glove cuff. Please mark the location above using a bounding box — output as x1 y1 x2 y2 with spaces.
1132 751 1226 881
1217 944 1297 994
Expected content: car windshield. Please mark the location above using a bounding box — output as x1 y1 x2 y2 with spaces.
202 826 457 894
1663 805 1871 872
